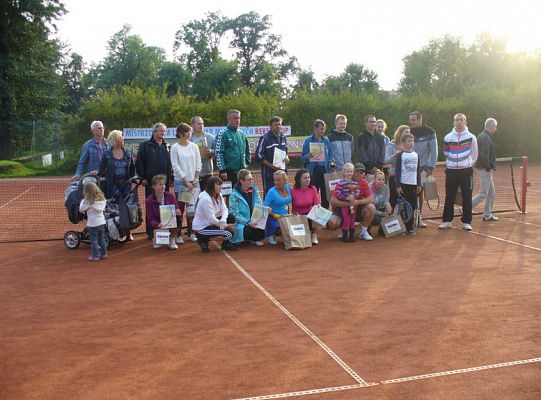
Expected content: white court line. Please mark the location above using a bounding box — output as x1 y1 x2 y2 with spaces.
230 383 373 400
515 220 541 229
427 220 541 252
0 188 32 210
219 247 368 386
380 357 541 385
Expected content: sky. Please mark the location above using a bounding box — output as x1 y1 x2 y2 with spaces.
55 0 541 90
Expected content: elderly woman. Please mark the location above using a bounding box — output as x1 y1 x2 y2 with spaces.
192 176 238 253
263 170 292 245
229 169 265 246
290 168 321 245
99 130 136 200
145 174 181 250
385 125 410 208
171 122 202 244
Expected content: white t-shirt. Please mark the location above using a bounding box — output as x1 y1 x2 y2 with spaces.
400 151 419 185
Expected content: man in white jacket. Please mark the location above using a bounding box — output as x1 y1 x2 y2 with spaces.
439 113 478 231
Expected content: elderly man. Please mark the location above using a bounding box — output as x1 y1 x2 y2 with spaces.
214 110 251 186
409 111 438 228
72 120 110 181
327 163 376 241
357 115 385 173
439 113 478 231
472 118 498 221
255 115 289 194
190 116 215 191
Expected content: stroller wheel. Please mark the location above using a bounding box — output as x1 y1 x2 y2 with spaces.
64 231 81 250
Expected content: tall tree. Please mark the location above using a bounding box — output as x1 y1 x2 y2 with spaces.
93 24 166 90
0 0 66 160
321 63 380 94
293 69 319 94
61 52 86 114
157 61 193 97
228 12 298 90
192 59 241 100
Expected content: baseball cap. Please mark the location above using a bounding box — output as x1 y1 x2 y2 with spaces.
354 163 366 172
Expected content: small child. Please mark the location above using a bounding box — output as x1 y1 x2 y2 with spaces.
394 132 422 235
334 163 361 242
79 182 108 261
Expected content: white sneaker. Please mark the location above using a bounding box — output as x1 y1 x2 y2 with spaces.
175 236 184 244
153 243 161 249
251 240 264 246
267 235 277 245
337 230 342 239
311 233 318 245
418 218 428 228
187 234 198 242
462 223 472 231
359 229 373 241
483 215 499 221
168 239 178 250
439 222 453 229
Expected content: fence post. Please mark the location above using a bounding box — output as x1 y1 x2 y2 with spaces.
521 156 528 214
54 113 58 176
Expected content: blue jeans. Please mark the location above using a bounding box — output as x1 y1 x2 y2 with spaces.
88 225 107 258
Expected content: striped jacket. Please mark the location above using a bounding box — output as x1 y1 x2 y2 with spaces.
443 128 478 169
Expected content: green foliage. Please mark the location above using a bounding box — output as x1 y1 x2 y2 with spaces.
320 63 380 95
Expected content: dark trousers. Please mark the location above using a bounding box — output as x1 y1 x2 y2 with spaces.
262 167 275 195
400 183 418 230
443 168 473 223
312 165 329 209
388 176 397 209
243 225 265 241
223 170 238 186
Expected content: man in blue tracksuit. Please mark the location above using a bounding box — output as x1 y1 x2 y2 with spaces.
301 119 335 208
255 116 289 195
327 114 353 171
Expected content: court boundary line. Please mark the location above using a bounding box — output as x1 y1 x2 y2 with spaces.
219 247 368 386
230 357 541 399
0 188 32 210
515 220 541 229
427 220 541 252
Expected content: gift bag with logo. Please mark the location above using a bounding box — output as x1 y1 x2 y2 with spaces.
380 214 406 238
153 229 170 245
278 214 312 250
324 171 341 202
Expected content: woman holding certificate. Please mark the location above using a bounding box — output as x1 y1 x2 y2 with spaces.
229 169 266 246
192 176 238 253
290 169 322 245
301 119 335 209
171 122 202 244
145 175 181 250
264 170 292 245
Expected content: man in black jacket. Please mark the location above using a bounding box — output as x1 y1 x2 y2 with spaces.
357 115 385 173
472 118 498 221
136 122 173 238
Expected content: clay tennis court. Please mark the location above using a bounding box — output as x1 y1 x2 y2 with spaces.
1 166 540 399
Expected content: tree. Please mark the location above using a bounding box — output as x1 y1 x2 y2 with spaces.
192 59 241 100
93 24 166 90
0 0 66 160
228 12 298 90
61 52 86 114
293 69 319 94
173 11 229 75
321 63 380 94
157 61 193 97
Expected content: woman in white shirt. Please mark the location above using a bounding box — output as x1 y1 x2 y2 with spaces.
171 123 202 244
192 176 237 253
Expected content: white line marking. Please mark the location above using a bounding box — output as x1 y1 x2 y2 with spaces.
219 247 368 385
0 188 32 210
427 220 541 252
380 357 541 385
230 383 376 400
515 220 541 228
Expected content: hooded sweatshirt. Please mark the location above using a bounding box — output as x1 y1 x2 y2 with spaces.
327 128 353 171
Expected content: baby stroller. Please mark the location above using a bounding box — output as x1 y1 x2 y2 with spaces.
63 173 143 250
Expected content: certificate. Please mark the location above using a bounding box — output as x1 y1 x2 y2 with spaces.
307 204 332 226
159 204 177 229
273 147 286 170
250 204 269 230
309 142 324 162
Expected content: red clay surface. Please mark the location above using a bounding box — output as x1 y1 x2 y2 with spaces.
1 167 540 400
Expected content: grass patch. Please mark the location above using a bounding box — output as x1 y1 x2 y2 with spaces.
0 160 36 178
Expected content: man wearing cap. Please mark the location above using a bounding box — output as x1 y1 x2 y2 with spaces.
328 162 376 240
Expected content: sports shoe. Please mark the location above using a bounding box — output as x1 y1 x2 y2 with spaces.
100 254 108 259
175 236 184 244
358 229 373 241
483 215 499 221
418 218 428 228
198 239 209 253
168 239 178 250
221 241 239 251
187 234 198 242
337 230 343 239
153 243 162 249
87 256 100 262
267 235 277 245
439 222 453 229
462 223 472 231
127 234 134 241
251 240 264 246
311 233 318 245
406 229 416 236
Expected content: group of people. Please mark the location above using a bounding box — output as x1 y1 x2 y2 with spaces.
73 109 499 260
